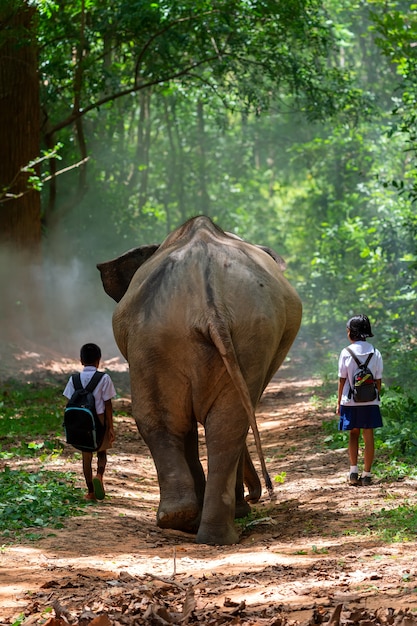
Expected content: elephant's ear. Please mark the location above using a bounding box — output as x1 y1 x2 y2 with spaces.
257 245 287 271
97 244 159 302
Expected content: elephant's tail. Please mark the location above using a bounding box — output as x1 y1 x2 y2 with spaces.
208 317 273 498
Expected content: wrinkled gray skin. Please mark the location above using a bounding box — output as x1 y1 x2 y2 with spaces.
98 216 302 545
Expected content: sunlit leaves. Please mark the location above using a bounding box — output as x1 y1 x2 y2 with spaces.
367 1 417 201
0 382 64 457
368 504 417 542
0 467 86 539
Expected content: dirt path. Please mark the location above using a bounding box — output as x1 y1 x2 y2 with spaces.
1 357 417 625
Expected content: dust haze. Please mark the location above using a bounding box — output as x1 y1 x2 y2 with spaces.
0 243 122 373
0 222 348 382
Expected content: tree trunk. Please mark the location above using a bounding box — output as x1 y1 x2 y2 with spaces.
128 90 151 209
139 90 151 210
170 97 187 223
196 100 210 215
0 1 41 252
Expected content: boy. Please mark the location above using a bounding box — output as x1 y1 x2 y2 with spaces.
63 343 116 500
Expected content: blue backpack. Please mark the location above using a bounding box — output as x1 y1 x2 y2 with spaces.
64 372 105 451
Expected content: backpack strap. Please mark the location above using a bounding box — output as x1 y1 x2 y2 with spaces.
346 348 374 367
346 347 360 366
364 352 373 367
72 371 105 392
72 373 83 390
84 371 105 393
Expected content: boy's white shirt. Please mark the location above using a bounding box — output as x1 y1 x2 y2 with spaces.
63 366 116 414
338 341 383 407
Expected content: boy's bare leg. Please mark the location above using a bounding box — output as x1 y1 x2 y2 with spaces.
97 450 107 477
82 451 95 498
92 451 107 500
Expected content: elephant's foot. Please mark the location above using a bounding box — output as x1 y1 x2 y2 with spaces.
245 484 261 504
196 520 240 545
235 499 251 519
157 499 200 534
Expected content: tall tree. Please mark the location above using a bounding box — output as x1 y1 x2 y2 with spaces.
1 0 355 251
0 0 40 250
368 1 417 201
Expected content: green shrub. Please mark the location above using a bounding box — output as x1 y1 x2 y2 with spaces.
367 503 417 542
0 382 64 457
0 466 86 541
321 384 417 478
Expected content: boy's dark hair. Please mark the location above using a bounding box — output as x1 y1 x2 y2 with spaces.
347 314 374 341
80 343 102 365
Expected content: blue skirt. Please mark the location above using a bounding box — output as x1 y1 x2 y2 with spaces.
339 405 383 431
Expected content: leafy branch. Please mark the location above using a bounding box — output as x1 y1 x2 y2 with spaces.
0 145 89 205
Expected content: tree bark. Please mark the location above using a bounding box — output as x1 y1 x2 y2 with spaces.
128 90 151 209
196 100 210 215
0 1 41 252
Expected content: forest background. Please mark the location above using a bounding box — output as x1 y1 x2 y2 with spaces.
0 0 416 407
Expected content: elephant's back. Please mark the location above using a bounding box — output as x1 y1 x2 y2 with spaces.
119 236 298 324
114 236 300 393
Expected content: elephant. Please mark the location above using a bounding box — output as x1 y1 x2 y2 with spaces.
97 216 302 545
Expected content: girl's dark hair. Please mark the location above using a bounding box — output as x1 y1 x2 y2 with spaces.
347 314 374 341
80 343 102 365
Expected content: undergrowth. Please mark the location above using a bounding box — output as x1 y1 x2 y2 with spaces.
0 381 87 543
2 371 417 546
366 502 417 542
320 384 417 480
317 375 417 543
0 381 64 458
0 466 87 541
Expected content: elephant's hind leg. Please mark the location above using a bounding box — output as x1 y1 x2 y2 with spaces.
142 428 201 534
157 425 205 534
196 392 248 545
235 448 252 519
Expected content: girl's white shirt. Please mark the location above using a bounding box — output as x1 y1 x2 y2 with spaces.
63 366 116 414
338 341 383 406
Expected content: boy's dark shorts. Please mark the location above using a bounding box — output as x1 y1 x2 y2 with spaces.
339 405 383 430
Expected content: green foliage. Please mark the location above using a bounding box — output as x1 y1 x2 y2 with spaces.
273 471 287 484
0 380 90 544
376 386 417 462
10 615 25 626
368 1 417 202
0 381 64 457
0 466 86 540
29 0 362 259
3 0 417 427
322 419 349 450
0 144 62 205
367 502 417 542
321 383 417 477
37 0 349 121
235 507 275 532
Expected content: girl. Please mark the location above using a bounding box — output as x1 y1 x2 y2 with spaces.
337 314 383 486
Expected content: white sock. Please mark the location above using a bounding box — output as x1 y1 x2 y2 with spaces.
362 471 371 477
350 466 359 474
